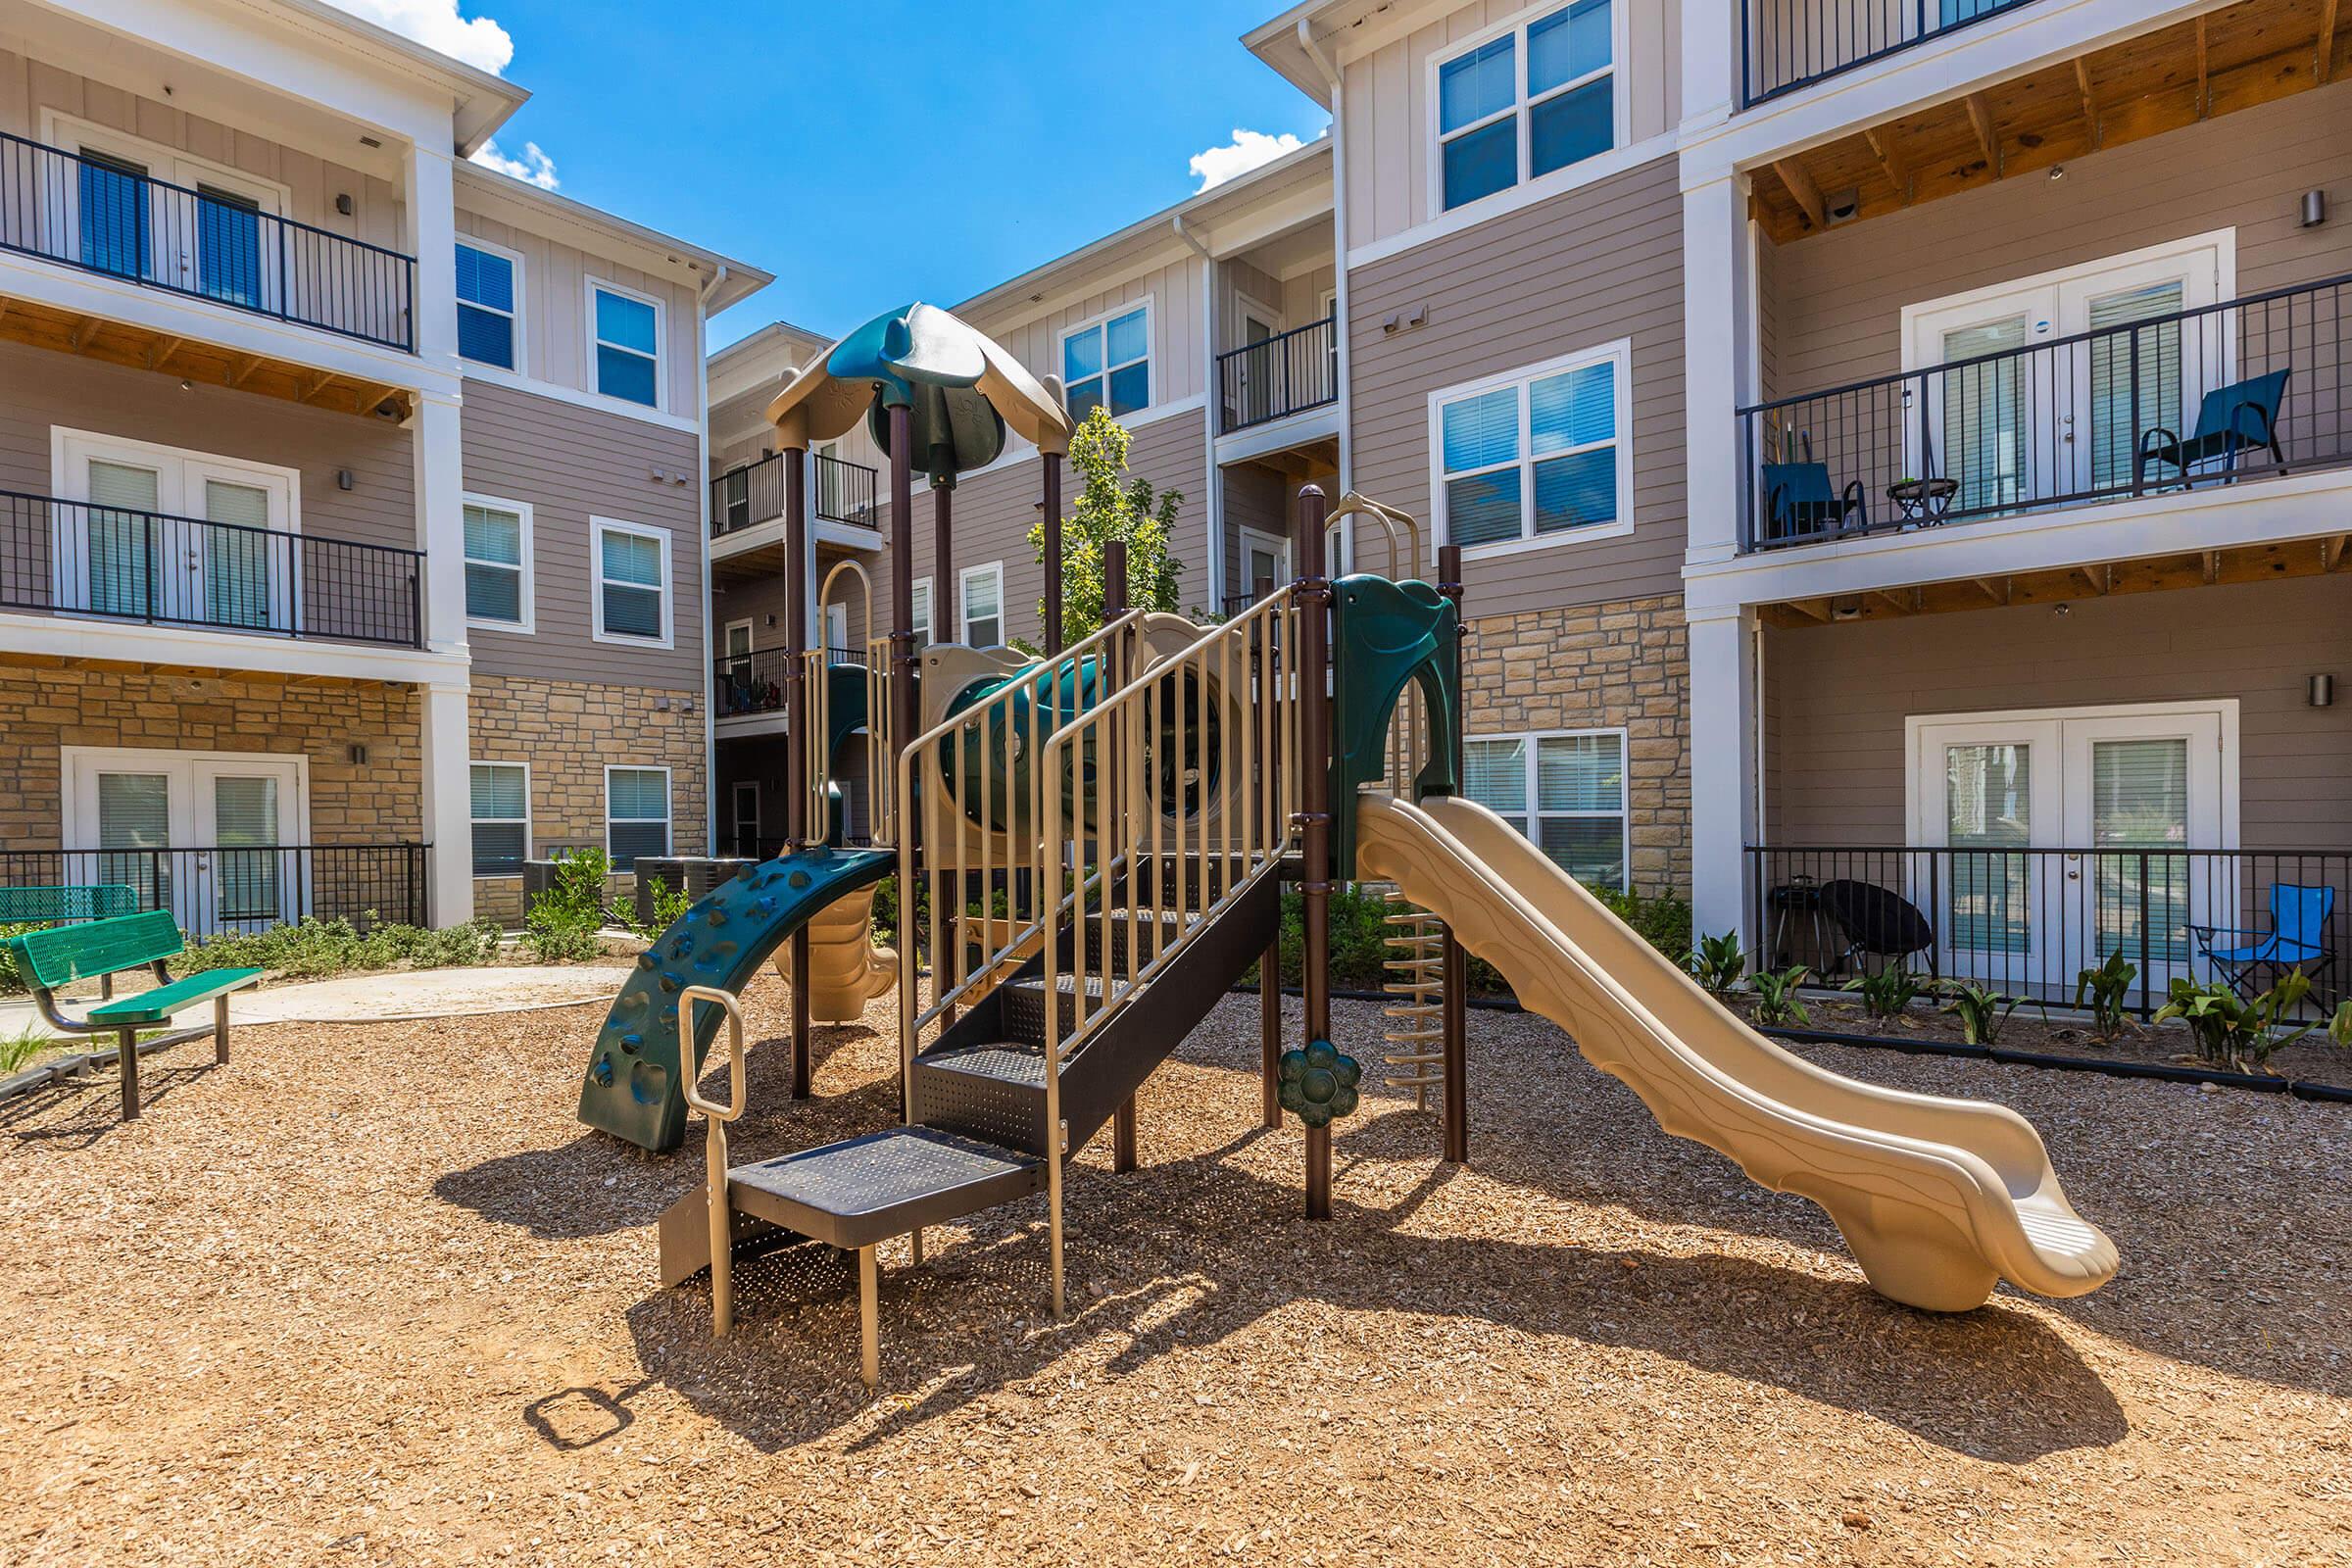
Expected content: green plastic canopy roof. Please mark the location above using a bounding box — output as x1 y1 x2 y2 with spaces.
765 302 1073 485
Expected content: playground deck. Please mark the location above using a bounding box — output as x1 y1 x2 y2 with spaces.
3 988 2347 1567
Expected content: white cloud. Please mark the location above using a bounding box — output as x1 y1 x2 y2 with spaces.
323 0 514 74
468 138 559 189
1189 128 1306 192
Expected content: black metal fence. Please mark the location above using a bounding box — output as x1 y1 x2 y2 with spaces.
711 452 881 537
0 490 423 645
0 844 427 938
1218 316 1339 434
713 646 859 716
1748 845 2352 1016
1739 272 2352 553
1741 0 2041 107
0 130 416 351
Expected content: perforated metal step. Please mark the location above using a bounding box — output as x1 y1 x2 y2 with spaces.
724 1127 1044 1250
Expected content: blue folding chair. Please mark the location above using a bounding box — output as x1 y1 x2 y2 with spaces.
2136 368 2290 490
2189 882 2334 1000
1760 459 1868 544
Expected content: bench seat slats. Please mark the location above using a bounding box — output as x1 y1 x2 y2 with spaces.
85 968 263 1025
7 910 185 989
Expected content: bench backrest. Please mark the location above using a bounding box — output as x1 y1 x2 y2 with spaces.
0 884 139 924
2 909 185 991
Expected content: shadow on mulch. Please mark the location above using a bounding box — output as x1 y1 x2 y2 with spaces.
593 1120 2127 1467
433 1023 893 1240
0 1055 218 1147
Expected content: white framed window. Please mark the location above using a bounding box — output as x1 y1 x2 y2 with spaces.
909 576 934 648
591 516 672 647
462 494 532 631
1060 302 1151 422
469 760 530 877
1462 729 1630 890
1433 0 1620 215
959 561 1004 648
606 765 671 870
588 279 662 409
455 239 521 371
1431 340 1631 555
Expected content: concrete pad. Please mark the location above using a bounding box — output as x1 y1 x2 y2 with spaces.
0 964 633 1041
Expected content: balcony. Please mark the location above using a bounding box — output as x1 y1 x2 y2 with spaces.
711 452 879 539
0 491 423 647
1741 0 2042 108
0 131 416 352
0 843 428 937
1749 843 2351 1015
714 646 858 720
1217 316 1338 435
1737 272 2352 555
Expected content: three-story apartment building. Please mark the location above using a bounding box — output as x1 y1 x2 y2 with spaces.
0 0 767 931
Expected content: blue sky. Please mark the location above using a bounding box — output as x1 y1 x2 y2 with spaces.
354 1 1331 351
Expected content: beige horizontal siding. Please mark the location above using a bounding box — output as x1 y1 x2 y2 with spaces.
460 378 705 690
1348 150 1686 620
1763 575 2352 848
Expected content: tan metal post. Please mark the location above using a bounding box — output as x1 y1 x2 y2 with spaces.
1436 542 1469 1165
1103 538 1137 1174
1295 484 1334 1219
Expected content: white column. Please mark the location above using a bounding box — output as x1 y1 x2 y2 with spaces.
1680 0 1742 127
411 387 467 652
1681 172 1751 565
420 679 474 926
1689 602 1760 948
404 143 461 366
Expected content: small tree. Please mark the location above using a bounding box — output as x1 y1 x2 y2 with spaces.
1027 406 1184 647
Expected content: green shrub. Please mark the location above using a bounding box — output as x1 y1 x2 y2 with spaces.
0 921 40 996
1843 960 1925 1020
1938 980 2023 1047
2152 971 2320 1073
179 915 504 977
1752 965 1811 1027
519 847 614 964
624 876 695 943
1684 930 1747 996
2072 949 2139 1037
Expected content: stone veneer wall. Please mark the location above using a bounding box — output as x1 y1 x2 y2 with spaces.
1458 593 1690 896
468 673 708 923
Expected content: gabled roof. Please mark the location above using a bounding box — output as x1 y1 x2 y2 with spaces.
248 0 530 154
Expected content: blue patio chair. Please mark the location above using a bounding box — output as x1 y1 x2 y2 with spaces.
1760 458 1868 544
2136 368 2290 490
2188 881 2334 1000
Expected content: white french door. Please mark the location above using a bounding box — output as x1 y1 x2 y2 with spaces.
54 431 300 632
1238 525 1291 603
1910 704 2233 992
64 749 309 936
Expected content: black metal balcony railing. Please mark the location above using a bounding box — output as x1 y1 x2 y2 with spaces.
0 491 423 646
1748 845 2352 1017
1217 316 1339 434
0 130 416 352
0 844 428 937
1738 272 2352 554
710 452 880 538
1741 0 2041 108
713 646 859 716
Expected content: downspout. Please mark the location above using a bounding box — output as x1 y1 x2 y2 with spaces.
695 263 728 855
1172 214 1221 614
1298 20 1350 510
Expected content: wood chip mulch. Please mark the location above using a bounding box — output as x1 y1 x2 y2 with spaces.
3 983 2349 1566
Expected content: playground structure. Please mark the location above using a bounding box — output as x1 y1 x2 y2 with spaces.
578 301 2120 1388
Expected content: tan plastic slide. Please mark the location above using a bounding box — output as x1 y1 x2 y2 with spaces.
1354 792 2119 1311
771 883 897 1024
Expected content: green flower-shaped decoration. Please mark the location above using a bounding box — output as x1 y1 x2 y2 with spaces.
1278 1039 1362 1129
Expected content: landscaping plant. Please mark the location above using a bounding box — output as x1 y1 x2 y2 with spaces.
624 876 695 943
525 848 612 963
1683 930 1747 996
2072 948 2140 1037
1939 981 2021 1046
1842 960 1925 1020
2151 970 2319 1073
179 915 502 978
1751 965 1811 1027
1025 407 1184 648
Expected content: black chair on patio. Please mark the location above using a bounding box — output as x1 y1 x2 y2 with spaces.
1818 879 1935 978
1761 433 1869 544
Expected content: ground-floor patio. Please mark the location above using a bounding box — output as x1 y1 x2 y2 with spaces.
5 987 2346 1565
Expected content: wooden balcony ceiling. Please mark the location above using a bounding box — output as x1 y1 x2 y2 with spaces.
1761 531 2352 628
0 294 414 422
1756 0 2344 244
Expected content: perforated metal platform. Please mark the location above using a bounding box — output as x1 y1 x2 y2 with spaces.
725 1127 1044 1250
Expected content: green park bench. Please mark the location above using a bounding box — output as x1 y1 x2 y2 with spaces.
2 911 262 1120
0 885 142 999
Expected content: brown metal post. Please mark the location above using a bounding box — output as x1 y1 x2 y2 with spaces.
1436 542 1468 1164
783 444 813 1099
888 405 918 1122
1042 452 1064 654
118 1028 138 1120
1295 484 1334 1219
932 482 956 643
1101 539 1137 1173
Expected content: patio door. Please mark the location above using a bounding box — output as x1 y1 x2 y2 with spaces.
732 782 761 858
1236 304 1279 426
64 750 307 936
55 432 298 631
1911 704 2231 995
1239 525 1290 603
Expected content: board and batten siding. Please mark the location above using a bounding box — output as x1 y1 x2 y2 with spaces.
1348 149 1686 620
0 50 405 249
0 340 415 550
1764 83 2352 402
460 377 705 690
1341 0 1681 253
455 209 702 417
1762 575 2352 848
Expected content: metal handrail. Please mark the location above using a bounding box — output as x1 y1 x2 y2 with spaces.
678 984 748 1336
1216 315 1339 433
1740 0 2048 109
